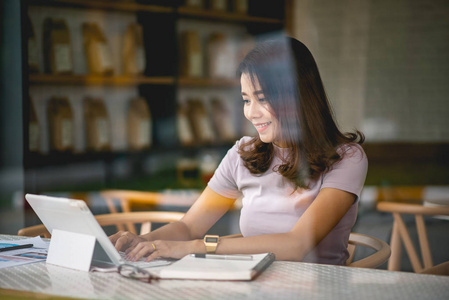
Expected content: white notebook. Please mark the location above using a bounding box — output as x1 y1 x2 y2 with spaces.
152 252 275 281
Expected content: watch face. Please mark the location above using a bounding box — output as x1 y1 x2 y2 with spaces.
205 237 219 243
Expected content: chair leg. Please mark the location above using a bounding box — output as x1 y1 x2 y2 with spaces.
140 222 152 235
415 214 433 269
394 213 423 272
121 199 137 234
388 219 402 271
104 196 126 232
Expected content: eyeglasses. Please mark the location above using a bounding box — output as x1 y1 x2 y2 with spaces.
118 264 159 284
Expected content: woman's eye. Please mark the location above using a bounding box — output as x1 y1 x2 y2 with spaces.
242 99 250 104
258 98 267 103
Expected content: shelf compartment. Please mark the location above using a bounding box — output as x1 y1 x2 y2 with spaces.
29 74 175 86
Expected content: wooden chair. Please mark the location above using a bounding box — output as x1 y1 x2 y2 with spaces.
224 232 390 268
18 211 185 238
377 201 449 273
100 189 203 233
345 232 391 268
100 190 163 216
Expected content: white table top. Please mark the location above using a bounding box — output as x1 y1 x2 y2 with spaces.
1 234 448 300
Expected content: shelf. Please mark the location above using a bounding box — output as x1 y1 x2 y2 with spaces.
29 74 175 86
28 1 282 24
178 77 239 87
29 75 240 87
177 6 283 24
28 0 173 13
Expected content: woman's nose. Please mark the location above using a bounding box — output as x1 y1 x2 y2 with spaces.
246 101 262 119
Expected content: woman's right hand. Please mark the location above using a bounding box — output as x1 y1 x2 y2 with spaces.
109 231 146 252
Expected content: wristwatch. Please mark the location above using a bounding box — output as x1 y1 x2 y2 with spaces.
203 235 220 254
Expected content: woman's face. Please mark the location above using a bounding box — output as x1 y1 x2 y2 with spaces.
241 73 282 145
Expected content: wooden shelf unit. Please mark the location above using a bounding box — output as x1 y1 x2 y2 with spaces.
22 0 290 195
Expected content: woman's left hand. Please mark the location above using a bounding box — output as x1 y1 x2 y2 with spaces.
126 239 200 262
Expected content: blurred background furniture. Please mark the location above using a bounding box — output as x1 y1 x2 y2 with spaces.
346 232 391 268
17 211 185 237
377 200 449 273
101 190 163 216
100 189 199 233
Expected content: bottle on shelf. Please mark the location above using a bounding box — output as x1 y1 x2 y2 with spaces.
123 23 146 76
186 98 215 144
82 22 114 76
84 97 111 152
179 30 203 78
210 97 236 143
47 97 74 152
207 32 235 78
43 18 73 75
177 103 195 146
127 97 152 150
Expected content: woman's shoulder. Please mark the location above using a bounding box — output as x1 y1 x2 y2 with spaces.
336 143 366 157
233 136 256 151
333 143 367 168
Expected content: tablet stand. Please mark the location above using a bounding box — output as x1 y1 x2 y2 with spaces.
47 229 112 271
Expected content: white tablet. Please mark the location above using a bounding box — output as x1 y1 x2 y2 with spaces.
25 193 170 268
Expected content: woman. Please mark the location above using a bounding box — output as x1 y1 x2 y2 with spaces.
110 37 368 265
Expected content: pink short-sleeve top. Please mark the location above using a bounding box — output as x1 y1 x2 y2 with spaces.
208 136 368 265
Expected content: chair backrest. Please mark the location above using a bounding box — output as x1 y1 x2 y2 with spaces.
18 211 185 238
100 190 165 233
346 232 391 268
100 190 162 213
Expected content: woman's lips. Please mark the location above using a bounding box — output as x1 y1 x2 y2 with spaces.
254 121 272 132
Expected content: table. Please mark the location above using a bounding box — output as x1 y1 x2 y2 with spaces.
1 235 448 300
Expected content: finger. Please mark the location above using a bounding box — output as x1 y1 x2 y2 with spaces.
125 242 145 260
114 235 130 251
145 251 160 262
134 246 152 261
128 243 154 261
124 237 144 254
109 230 125 243
114 236 125 251
129 236 143 248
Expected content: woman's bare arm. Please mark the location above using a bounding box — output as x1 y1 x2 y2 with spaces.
110 187 236 251
124 187 355 261
210 187 356 261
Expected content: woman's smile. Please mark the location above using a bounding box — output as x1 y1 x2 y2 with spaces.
254 121 272 132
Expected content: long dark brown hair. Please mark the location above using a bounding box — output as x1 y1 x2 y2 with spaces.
237 37 364 189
